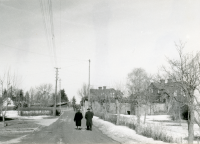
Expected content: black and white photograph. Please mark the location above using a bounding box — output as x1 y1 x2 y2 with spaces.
0 0 200 144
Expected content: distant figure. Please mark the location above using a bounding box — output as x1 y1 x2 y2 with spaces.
85 108 94 131
74 109 83 130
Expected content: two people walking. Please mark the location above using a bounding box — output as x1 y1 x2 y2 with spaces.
74 108 93 131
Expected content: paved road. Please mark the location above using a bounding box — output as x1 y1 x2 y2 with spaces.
20 110 119 144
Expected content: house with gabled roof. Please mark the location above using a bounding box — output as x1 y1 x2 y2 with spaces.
148 79 187 114
2 97 15 107
90 86 130 114
90 86 117 103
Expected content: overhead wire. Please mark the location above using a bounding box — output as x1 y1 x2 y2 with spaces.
45 0 55 66
39 0 54 67
39 0 57 67
61 62 88 69
59 0 61 68
0 43 87 62
48 0 57 66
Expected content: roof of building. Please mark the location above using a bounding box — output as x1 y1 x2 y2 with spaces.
90 87 123 102
90 88 117 96
151 80 182 91
151 82 165 90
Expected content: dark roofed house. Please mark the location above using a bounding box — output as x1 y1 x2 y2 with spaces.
148 79 182 103
148 79 187 114
148 81 165 103
90 86 118 103
90 86 129 114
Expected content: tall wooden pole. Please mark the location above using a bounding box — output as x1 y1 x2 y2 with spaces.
59 78 61 111
88 59 91 107
53 68 60 116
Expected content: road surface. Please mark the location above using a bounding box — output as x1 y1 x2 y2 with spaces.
20 110 119 144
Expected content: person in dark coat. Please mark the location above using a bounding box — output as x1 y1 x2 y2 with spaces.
74 109 83 130
85 108 94 131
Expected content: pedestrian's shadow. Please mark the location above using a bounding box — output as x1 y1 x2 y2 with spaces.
74 128 82 130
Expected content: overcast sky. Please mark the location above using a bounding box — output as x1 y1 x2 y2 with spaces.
0 0 200 102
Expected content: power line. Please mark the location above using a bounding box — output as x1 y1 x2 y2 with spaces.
49 0 57 66
0 43 87 62
43 0 55 65
59 0 62 68
39 0 54 67
61 62 88 69
39 0 57 66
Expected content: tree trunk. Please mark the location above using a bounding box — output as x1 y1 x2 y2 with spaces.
3 104 8 127
125 103 126 114
188 96 194 144
137 105 141 125
116 99 120 125
150 105 152 115
179 104 182 126
144 105 147 124
3 113 5 127
82 101 85 116
104 103 107 120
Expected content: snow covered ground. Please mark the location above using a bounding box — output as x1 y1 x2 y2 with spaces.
93 114 200 144
2 110 51 119
1 110 58 126
121 114 200 140
93 116 166 144
3 110 200 143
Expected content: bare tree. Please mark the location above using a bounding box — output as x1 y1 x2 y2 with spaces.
0 72 6 97
34 83 53 107
0 69 21 127
77 83 89 101
77 83 90 113
29 87 36 106
162 42 200 144
114 82 127 124
127 68 151 125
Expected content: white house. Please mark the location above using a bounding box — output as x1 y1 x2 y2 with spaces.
2 97 15 107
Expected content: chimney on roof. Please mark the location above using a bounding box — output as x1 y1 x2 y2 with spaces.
167 79 172 83
160 79 165 84
103 86 106 90
98 87 102 90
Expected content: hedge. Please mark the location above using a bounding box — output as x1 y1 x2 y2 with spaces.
18 107 60 116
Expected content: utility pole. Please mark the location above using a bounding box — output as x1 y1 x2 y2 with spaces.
53 67 60 116
88 59 91 108
59 78 61 111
